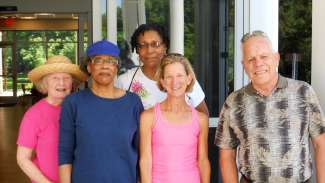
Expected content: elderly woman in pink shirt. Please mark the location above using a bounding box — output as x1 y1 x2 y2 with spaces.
16 55 87 183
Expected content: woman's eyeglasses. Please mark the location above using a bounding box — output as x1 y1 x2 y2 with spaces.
91 57 119 66
137 41 164 50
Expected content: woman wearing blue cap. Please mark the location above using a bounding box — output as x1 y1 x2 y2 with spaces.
58 40 144 183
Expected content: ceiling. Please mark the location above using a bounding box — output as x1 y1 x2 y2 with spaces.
0 13 80 30
0 13 78 20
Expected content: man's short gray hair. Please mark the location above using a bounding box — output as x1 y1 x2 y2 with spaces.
241 30 270 43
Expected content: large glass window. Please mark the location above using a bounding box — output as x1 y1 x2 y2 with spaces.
116 0 234 119
279 0 312 83
227 0 235 95
101 0 108 39
0 43 14 97
0 30 79 96
144 0 194 63
145 0 169 28
140 1 234 182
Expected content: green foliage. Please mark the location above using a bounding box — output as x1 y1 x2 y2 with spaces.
117 7 123 32
48 42 77 63
145 0 169 26
15 31 78 73
227 0 235 93
144 0 195 62
17 42 45 73
2 30 78 92
102 14 107 39
102 7 124 45
184 0 194 63
279 0 311 83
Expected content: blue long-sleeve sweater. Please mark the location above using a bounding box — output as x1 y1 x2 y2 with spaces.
59 89 143 183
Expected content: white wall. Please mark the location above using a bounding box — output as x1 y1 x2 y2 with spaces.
312 0 325 110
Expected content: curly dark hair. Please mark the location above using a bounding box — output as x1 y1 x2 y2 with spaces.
130 23 169 53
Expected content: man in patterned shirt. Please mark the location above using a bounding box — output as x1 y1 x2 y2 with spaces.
215 30 325 183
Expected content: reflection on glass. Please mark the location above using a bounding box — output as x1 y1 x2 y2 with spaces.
16 31 45 42
227 0 235 94
279 0 311 83
0 47 14 96
47 31 77 42
1 30 79 96
47 43 77 63
16 42 46 94
1 31 13 42
101 0 107 39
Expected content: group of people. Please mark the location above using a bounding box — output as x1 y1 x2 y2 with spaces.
16 23 325 183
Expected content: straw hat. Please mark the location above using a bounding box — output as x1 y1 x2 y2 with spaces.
28 55 88 84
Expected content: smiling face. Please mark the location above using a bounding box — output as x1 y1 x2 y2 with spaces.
136 30 167 69
45 72 73 102
160 62 192 97
87 54 118 87
242 36 280 90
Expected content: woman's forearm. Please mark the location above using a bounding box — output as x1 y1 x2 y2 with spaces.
139 158 152 183
59 164 72 183
17 157 52 183
198 158 211 183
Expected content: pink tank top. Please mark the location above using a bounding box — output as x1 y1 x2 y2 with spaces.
152 103 201 183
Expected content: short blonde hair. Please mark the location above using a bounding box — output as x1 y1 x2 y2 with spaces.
156 53 196 92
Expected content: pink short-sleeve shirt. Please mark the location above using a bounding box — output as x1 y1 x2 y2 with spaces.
17 99 61 183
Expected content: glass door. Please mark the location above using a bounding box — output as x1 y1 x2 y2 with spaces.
0 42 17 98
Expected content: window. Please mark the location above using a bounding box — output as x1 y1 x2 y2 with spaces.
279 0 312 83
0 30 79 96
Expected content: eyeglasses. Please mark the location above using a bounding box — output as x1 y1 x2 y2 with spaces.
91 57 119 66
241 30 268 43
137 41 164 50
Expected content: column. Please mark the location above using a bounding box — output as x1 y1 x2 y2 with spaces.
92 0 102 42
107 0 117 44
169 0 184 54
312 0 325 110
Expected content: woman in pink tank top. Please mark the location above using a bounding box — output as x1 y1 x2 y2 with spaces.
139 53 210 183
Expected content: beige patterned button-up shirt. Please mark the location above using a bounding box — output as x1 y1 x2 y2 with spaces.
215 75 325 183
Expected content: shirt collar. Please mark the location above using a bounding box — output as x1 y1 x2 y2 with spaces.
245 74 288 96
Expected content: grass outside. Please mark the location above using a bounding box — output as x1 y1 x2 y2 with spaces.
1 77 33 91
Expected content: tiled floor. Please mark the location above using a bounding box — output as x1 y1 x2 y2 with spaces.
0 104 30 183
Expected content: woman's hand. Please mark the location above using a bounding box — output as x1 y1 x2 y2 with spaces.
17 146 54 183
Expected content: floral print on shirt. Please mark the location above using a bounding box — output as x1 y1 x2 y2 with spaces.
131 80 149 99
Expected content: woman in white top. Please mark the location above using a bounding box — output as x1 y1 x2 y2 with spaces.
116 23 209 115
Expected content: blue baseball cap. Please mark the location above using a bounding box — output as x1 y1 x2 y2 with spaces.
86 39 120 57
